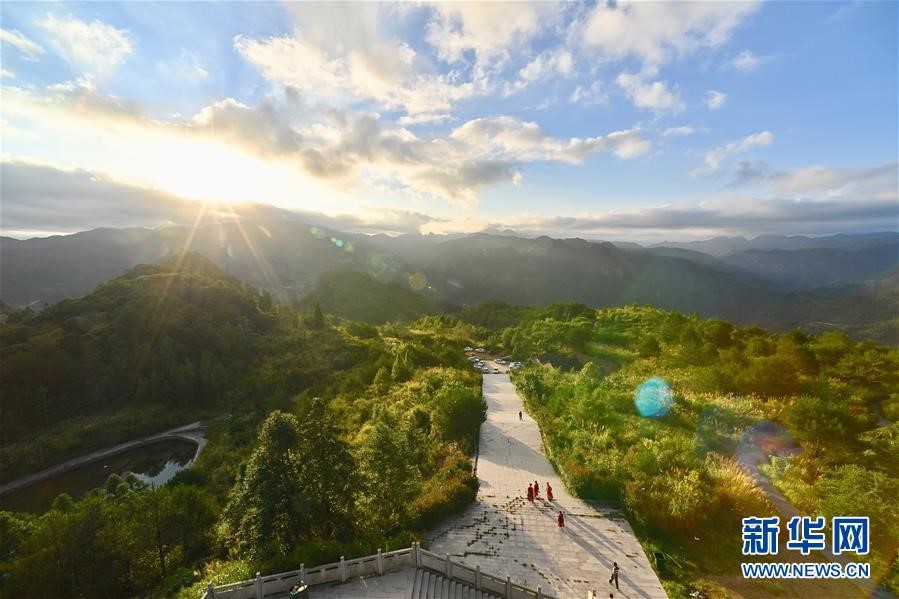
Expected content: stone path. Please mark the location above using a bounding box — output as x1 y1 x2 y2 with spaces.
428 372 667 599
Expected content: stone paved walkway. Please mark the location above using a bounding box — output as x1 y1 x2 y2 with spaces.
428 372 668 599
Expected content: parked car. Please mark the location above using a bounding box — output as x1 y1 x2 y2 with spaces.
492 368 500 374
475 347 485 353
464 346 473 352
495 359 505 364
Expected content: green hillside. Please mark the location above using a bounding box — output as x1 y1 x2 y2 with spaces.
299 270 440 324
0 252 363 483
0 258 487 598
476 303 899 597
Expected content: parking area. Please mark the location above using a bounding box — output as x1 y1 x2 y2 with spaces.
464 349 521 375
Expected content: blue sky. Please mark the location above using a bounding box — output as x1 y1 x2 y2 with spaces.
1 1 896 240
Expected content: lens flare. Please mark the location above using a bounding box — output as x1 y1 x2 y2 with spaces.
634 377 673 418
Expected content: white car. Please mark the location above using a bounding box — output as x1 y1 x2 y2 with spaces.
464 346 473 352
495 359 505 364
475 347 485 353
492 367 500 374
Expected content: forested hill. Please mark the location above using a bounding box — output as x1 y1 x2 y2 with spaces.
0 256 489 598
298 270 441 324
2 225 897 343
0 252 278 447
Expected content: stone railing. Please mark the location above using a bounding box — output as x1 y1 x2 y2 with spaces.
201 542 555 599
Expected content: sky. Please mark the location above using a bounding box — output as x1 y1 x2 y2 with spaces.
1 1 897 241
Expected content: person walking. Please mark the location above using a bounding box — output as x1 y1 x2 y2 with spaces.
533 480 539 497
527 484 534 502
609 562 620 590
546 482 553 501
519 410 522 421
557 511 565 528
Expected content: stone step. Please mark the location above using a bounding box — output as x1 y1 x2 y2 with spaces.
408 568 500 599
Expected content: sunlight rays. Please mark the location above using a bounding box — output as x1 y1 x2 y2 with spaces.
135 200 210 375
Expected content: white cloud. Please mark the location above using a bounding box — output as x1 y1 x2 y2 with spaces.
450 117 649 163
4 82 650 209
5 158 894 240
728 50 762 71
502 192 897 237
766 162 898 198
234 32 482 118
519 48 574 82
531 97 557 111
691 130 773 176
606 129 652 159
1 68 15 79
662 126 699 137
704 90 727 110
397 113 453 126
569 81 606 106
506 47 575 96
616 70 684 112
0 28 45 61
580 1 759 66
425 3 557 69
37 14 132 76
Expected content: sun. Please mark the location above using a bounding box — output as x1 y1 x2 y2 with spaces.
150 137 285 206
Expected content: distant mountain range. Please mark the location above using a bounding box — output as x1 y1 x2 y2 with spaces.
1 225 896 343
649 232 898 256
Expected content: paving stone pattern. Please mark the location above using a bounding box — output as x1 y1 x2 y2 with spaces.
428 374 668 599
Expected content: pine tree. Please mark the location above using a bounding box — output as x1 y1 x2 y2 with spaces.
312 301 326 328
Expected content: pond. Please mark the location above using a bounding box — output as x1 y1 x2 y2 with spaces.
0 439 199 514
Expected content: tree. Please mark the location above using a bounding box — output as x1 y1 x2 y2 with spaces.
161 484 217 560
223 411 305 558
355 419 421 531
296 399 358 539
391 348 413 382
311 301 326 328
373 366 391 394
431 382 486 453
638 336 661 358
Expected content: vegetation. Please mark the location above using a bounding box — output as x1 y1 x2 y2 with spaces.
1 479 217 598
489 303 898 597
1 249 896 598
0 252 273 479
0 256 486 597
298 270 440 324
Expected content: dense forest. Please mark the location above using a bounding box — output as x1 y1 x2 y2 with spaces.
1 253 897 598
0 255 487 597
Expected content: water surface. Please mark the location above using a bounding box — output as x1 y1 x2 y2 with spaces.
0 439 198 514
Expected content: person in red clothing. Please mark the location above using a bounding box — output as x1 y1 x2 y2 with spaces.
546 482 553 501
527 484 534 501
557 511 565 528
533 480 539 497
